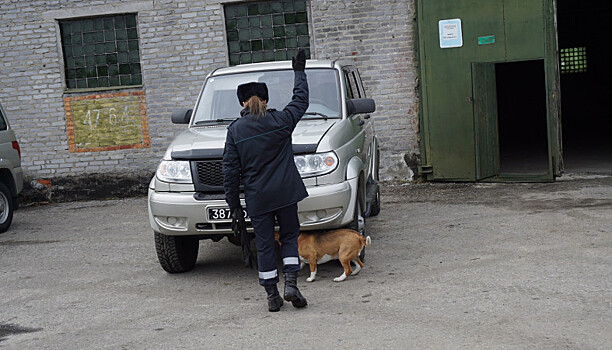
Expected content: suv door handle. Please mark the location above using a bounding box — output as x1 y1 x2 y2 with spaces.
364 114 371 119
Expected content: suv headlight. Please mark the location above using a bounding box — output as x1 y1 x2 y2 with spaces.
294 151 338 178
156 160 193 183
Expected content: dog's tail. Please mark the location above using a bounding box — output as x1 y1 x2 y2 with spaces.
361 235 371 247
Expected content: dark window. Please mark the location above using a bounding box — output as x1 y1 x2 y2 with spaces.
60 14 142 90
224 0 310 66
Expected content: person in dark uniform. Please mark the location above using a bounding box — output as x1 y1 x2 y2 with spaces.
222 50 309 312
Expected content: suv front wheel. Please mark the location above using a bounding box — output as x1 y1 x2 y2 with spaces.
154 232 199 273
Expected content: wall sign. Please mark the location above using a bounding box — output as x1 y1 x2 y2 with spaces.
478 35 496 45
439 18 463 48
64 91 150 153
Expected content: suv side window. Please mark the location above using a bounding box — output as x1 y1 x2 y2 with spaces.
353 69 367 98
0 105 7 131
343 68 361 99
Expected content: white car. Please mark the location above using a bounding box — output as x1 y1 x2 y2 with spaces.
0 101 24 233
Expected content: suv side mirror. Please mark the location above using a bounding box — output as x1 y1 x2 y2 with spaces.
347 98 376 116
171 109 193 124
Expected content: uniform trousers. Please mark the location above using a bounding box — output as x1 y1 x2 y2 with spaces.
249 202 301 286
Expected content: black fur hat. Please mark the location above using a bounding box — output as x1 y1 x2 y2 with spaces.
237 82 269 104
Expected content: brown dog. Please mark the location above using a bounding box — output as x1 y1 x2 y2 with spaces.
298 229 371 282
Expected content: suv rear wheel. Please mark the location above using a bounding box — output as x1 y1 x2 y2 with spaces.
348 194 365 236
154 232 199 273
0 182 14 233
347 191 366 262
369 187 381 217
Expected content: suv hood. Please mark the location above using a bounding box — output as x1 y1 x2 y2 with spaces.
166 118 337 159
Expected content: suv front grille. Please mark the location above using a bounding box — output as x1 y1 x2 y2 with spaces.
195 160 223 187
192 159 244 193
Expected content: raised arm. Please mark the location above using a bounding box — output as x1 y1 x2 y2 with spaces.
282 49 309 128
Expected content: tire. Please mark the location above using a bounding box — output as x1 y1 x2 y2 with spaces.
154 232 199 273
369 145 381 217
369 186 381 217
0 182 15 234
347 192 367 262
228 233 258 267
347 193 365 236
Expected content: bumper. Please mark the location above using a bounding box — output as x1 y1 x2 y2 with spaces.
148 178 357 236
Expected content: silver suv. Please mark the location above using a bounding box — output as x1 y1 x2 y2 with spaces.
0 101 24 233
149 60 380 272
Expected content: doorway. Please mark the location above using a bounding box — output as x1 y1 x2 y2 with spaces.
495 60 549 174
557 0 612 174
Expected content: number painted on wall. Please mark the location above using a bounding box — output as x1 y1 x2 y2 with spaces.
82 106 132 129
64 91 151 152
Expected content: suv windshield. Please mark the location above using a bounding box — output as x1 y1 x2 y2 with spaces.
192 68 340 124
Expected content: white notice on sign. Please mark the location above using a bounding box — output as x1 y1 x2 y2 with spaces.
443 24 459 40
439 19 463 48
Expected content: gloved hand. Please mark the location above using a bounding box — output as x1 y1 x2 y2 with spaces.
230 207 247 237
292 49 306 71
231 207 255 268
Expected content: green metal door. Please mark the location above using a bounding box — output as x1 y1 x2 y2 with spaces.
471 62 499 180
416 0 563 181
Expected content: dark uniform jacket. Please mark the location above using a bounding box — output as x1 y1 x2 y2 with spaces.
222 71 309 217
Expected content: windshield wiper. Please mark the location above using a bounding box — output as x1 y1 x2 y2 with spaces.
194 118 236 125
303 112 330 120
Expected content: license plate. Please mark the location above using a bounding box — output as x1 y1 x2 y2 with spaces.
207 207 249 222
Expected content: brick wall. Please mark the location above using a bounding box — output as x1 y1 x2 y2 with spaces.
311 0 419 180
0 0 229 183
0 0 417 198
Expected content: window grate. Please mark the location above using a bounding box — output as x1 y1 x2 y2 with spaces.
560 47 587 74
60 14 142 90
224 0 310 66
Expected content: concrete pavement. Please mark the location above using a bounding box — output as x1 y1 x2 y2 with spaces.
1 174 611 349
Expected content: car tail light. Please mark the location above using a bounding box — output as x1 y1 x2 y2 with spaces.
12 141 21 159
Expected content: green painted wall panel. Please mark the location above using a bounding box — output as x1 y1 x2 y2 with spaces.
505 0 545 60
420 0 505 180
418 0 549 181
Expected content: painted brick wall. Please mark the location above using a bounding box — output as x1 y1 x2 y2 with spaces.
0 0 417 190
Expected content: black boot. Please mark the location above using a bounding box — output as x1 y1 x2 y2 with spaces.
264 284 284 312
283 272 307 308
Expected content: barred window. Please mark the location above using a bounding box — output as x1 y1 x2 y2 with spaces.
560 47 587 74
59 14 142 90
224 0 311 66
